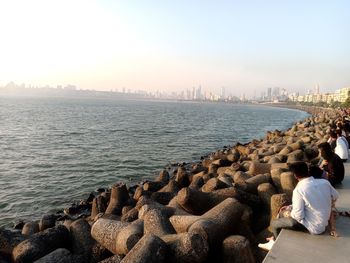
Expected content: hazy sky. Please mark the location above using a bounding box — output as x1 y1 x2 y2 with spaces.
0 0 349 97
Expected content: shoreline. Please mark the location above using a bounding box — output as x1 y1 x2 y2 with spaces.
1 106 340 263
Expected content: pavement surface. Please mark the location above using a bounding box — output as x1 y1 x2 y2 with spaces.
263 163 350 263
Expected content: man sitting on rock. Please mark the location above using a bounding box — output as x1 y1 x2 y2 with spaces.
258 161 339 251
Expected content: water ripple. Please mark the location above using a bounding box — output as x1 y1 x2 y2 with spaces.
0 97 309 226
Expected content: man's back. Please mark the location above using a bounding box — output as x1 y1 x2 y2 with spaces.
291 177 339 234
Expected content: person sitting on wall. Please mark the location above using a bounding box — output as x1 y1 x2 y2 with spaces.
319 142 345 186
327 130 337 152
335 128 349 162
258 161 339 251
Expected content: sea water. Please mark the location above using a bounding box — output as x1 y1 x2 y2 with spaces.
0 97 309 226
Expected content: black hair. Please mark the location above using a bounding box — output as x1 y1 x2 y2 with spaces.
318 142 334 161
329 130 337 139
288 161 310 178
309 164 323 179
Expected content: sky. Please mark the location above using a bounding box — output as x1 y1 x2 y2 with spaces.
0 0 349 97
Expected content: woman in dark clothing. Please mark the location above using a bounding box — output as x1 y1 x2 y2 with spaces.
318 142 345 186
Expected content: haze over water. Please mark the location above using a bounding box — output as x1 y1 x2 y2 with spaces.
0 97 309 226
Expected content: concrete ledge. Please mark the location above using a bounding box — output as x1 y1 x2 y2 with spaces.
263 163 350 263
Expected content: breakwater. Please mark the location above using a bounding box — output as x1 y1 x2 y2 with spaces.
0 106 339 263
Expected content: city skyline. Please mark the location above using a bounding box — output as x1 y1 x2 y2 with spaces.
0 1 349 97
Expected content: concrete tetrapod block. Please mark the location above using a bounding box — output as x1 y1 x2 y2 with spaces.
270 168 284 193
69 219 95 258
90 243 114 263
270 193 291 225
286 149 305 163
158 179 180 193
115 219 144 255
120 234 167 263
169 215 201 233
91 196 107 219
155 169 170 183
138 203 175 220
143 209 176 236
248 162 271 176
189 173 205 189
98 254 123 263
279 145 294 155
0 229 26 256
133 186 151 201
201 177 228 192
177 186 261 215
175 167 190 188
22 221 39 236
91 218 129 255
39 214 57 232
242 173 271 194
12 225 70 263
233 171 252 184
161 232 209 263
221 235 255 263
143 181 166 192
105 183 130 215
257 183 277 212
33 248 74 263
280 171 297 198
150 191 176 205
121 207 139 223
166 197 191 216
212 187 263 213
188 198 244 247
176 187 220 215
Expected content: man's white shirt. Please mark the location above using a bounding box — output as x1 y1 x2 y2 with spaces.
291 177 339 234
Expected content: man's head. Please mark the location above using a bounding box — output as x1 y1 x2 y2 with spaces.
288 161 310 179
329 130 337 139
318 142 333 161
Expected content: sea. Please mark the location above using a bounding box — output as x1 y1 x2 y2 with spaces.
0 96 309 227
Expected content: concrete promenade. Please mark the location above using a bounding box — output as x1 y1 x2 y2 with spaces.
263 163 350 263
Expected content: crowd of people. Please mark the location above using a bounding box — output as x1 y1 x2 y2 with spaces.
258 113 349 251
